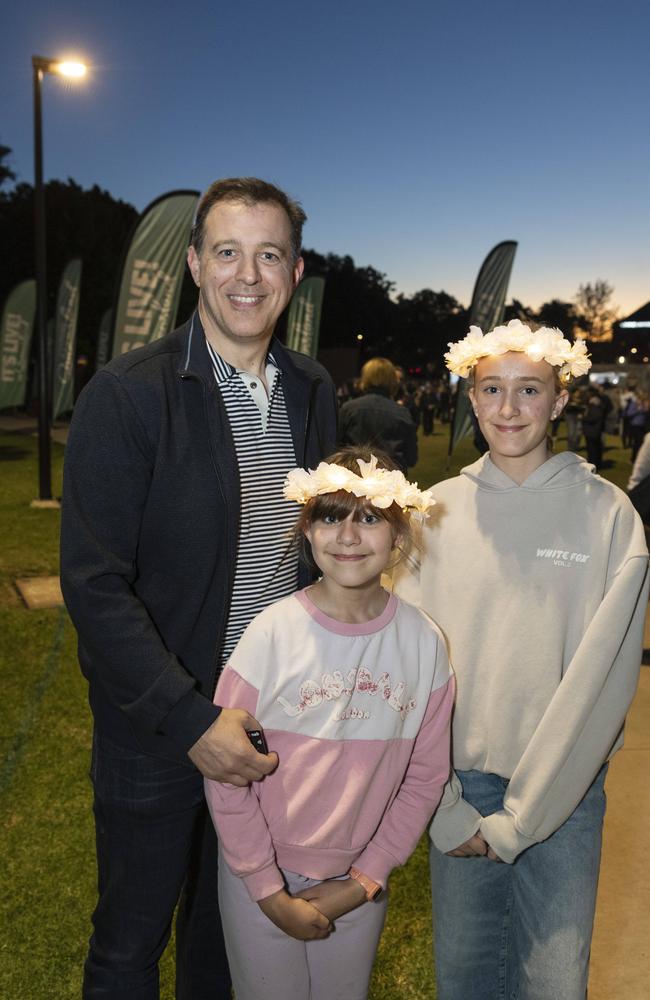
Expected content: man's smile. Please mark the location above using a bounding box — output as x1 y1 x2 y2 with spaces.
227 294 265 306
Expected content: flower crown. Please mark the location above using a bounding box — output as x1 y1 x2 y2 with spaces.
444 319 592 380
283 455 435 514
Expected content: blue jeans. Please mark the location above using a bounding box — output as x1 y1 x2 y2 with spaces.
83 731 231 999
430 767 607 1000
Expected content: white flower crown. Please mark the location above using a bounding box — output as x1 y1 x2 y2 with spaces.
444 319 592 380
283 455 435 514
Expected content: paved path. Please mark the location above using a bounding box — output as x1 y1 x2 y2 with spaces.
589 665 650 999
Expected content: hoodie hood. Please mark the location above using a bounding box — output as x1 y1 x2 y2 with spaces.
461 451 596 492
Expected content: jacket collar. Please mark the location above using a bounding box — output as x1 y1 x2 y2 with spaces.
177 310 313 390
177 312 216 385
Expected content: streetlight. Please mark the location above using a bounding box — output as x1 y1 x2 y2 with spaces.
32 55 87 503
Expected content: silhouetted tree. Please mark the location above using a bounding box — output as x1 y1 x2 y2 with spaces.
0 144 16 189
396 289 467 373
535 299 581 337
574 280 617 342
0 176 138 362
503 299 536 324
291 251 470 370
298 249 398 356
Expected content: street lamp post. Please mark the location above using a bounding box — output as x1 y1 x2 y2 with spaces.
31 55 86 502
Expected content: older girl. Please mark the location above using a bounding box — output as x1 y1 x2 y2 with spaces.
393 320 648 1000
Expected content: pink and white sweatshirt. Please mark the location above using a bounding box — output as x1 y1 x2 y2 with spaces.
204 588 454 902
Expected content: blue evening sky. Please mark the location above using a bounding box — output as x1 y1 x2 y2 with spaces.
2 0 648 315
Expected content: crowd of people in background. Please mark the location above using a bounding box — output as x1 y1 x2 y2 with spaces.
338 361 649 474
556 378 649 469
337 372 452 433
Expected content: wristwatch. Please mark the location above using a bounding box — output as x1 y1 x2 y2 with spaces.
349 866 382 900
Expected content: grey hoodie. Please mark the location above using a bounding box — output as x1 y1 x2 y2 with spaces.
392 452 649 862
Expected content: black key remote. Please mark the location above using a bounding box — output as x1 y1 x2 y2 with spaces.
247 729 268 754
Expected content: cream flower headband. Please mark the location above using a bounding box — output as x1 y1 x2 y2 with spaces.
283 455 435 514
444 319 592 381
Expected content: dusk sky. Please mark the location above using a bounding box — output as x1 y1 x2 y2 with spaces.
2 0 649 316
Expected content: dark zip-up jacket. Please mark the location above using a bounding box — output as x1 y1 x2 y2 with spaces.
60 315 338 763
338 390 418 473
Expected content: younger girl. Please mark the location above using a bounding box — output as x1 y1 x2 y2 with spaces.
205 448 454 1000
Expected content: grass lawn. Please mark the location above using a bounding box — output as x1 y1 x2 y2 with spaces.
0 424 634 998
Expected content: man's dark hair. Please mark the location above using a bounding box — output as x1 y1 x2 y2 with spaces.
190 177 306 261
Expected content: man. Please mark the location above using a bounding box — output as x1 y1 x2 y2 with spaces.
61 177 337 999
338 357 417 472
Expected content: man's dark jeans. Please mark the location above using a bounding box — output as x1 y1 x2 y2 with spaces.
83 731 231 999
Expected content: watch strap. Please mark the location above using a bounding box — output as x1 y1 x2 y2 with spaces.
349 866 382 901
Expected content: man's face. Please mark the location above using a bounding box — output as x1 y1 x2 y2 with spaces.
187 199 303 354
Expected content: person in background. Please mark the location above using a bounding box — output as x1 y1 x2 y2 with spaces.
562 382 587 452
624 390 649 461
61 177 337 1000
619 380 638 449
392 319 648 1000
400 379 422 429
599 380 618 435
627 431 650 540
419 381 437 436
338 357 418 473
628 431 650 491
582 384 608 469
436 378 451 423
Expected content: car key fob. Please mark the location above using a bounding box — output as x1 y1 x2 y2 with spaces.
247 729 268 754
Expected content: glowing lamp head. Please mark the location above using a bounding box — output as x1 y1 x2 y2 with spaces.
55 61 87 78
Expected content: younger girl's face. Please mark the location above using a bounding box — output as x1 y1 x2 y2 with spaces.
469 352 568 480
304 508 397 592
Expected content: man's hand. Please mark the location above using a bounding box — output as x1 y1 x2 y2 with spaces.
446 833 489 858
187 709 278 784
295 877 367 922
258 889 332 940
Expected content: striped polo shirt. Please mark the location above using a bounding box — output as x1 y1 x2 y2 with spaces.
206 339 300 666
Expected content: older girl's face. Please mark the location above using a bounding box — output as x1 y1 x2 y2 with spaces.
469 352 569 482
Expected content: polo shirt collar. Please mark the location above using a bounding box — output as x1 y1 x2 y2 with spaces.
204 335 280 386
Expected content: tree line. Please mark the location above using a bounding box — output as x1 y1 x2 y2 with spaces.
0 147 620 375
